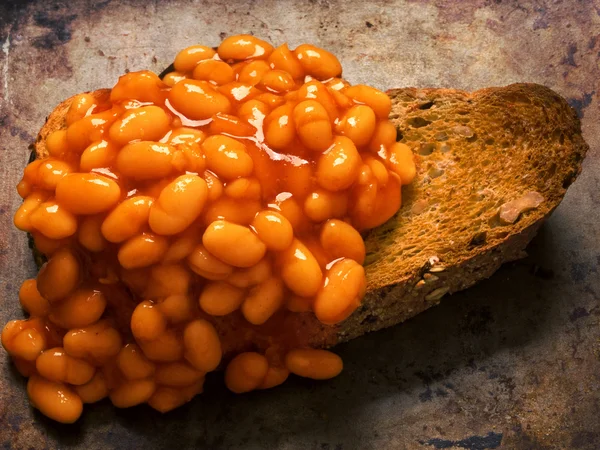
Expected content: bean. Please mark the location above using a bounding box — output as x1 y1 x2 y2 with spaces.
163 71 186 87
241 277 284 325
163 226 201 263
174 45 216 72
56 173 121 215
343 85 392 119
110 378 156 408
63 321 122 365
19 279 50 317
264 103 295 150
49 288 107 329
169 79 231 120
138 329 184 362
13 358 37 377
187 243 234 280
66 93 98 126
29 201 78 239
147 386 187 413
109 105 171 145
320 219 366 264
110 70 167 105
66 108 122 153
158 294 196 324
278 239 323 297
255 92 285 108
227 258 272 288
369 120 397 153
118 233 169 269
199 281 245 316
293 100 333 151
217 81 260 105
78 215 107 252
30 232 70 257
250 211 293 251
268 44 304 79
238 60 271 85
297 80 338 121
238 99 269 125
225 352 269 393
149 174 208 235
14 191 48 232
36 248 80 303
37 159 74 190
117 343 156 380
259 70 295 93
183 319 222 372
116 141 174 180
131 301 167 341
224 177 262 200
363 155 389 186
293 44 342 80
1 319 47 361
80 140 118 171
218 34 274 60
313 259 366 324
73 372 109 403
351 172 402 230
202 135 254 180
285 348 343 379
27 375 83 423
145 264 191 299
387 142 416 185
168 127 206 146
303 188 348 223
192 59 236 85
203 220 266 268
204 170 224 202
339 105 377 147
209 113 256 137
155 361 204 387
36 347 96 385
45 129 69 157
101 196 153 243
286 295 313 313
316 136 361 191
202 197 261 226
258 365 290 389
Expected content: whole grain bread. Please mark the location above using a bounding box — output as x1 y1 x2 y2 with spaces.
31 83 587 350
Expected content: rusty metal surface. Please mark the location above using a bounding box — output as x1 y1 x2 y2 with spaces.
0 0 599 448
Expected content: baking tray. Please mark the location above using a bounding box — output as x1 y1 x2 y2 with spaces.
0 1 599 448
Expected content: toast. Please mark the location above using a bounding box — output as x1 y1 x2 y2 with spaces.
31 83 587 350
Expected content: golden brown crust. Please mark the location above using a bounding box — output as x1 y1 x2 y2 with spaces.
32 83 588 349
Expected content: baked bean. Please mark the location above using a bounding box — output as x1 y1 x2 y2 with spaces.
329 88 354 110
264 103 295 150
303 237 330 269
45 129 69 157
116 141 174 180
238 99 269 125
192 59 236 85
209 113 256 137
268 194 305 232
199 281 245 316
303 188 348 223
279 239 323 297
174 45 216 72
254 92 285 109
269 44 304 79
163 71 186 87
293 44 342 80
37 159 74 190
224 352 268 393
101 361 123 390
155 361 204 387
66 93 98 126
13 358 36 377
109 106 171 145
285 348 343 379
66 107 122 153
158 294 196 324
80 140 118 172
19 279 50 317
169 79 231 120
147 386 188 413
29 232 68 257
14 192 47 232
313 259 366 324
316 136 361 191
250 211 293 251
286 295 313 313
138 329 184 362
204 170 224 202
297 80 338 121
63 321 122 365
37 248 80 303
74 371 109 403
78 215 107 252
110 70 166 105
187 243 234 280
101 196 153 243
258 366 290 389
183 319 222 372
363 155 389 186
320 219 366 264
149 174 208 235
29 201 78 240
218 34 274 60
293 100 333 151
163 226 201 263
343 85 392 119
49 288 107 329
203 197 262 226
117 343 156 380
202 135 253 180
217 81 260 104
203 220 266 268
168 127 206 146
145 264 191 299
118 233 169 269
239 60 271 85
387 142 416 185
56 173 121 215
259 70 295 93
351 171 402 230
224 177 262 200
131 301 166 341
339 105 377 147
241 277 284 325
36 347 95 385
1 319 47 361
110 378 156 408
227 258 272 288
27 375 83 423
369 120 397 153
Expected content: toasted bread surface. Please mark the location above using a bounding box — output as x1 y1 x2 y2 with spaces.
32 84 587 349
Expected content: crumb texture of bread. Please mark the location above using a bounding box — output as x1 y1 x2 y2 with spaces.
33 84 587 349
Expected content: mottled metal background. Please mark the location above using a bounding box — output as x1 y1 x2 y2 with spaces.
0 0 599 449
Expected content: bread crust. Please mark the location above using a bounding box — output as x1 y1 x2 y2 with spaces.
32 83 588 349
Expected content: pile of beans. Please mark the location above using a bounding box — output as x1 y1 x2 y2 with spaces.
4 35 416 423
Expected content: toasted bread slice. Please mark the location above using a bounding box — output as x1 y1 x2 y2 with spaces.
32 83 587 350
